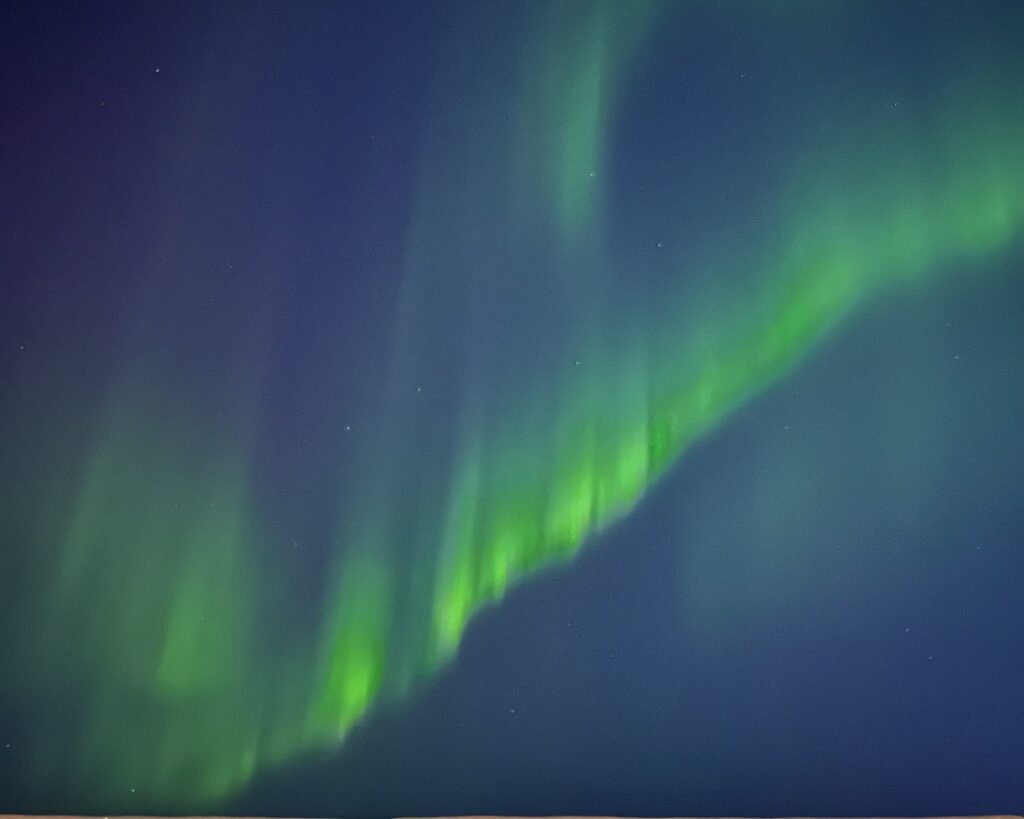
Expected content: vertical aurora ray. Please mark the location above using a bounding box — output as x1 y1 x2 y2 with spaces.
2 0 1022 811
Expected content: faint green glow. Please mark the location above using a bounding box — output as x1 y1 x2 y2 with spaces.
512 1 663 242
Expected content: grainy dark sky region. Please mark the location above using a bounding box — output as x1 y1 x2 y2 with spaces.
1 1 1023 816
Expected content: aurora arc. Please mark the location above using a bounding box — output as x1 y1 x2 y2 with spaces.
3 0 1023 810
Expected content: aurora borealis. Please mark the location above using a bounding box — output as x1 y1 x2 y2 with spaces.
2 0 1023 815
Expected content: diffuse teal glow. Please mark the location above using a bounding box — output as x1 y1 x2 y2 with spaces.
8 1 1024 809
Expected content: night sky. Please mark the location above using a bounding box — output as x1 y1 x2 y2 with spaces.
2 1 1023 816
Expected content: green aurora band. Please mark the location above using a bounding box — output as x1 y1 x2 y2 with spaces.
4 0 1023 810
